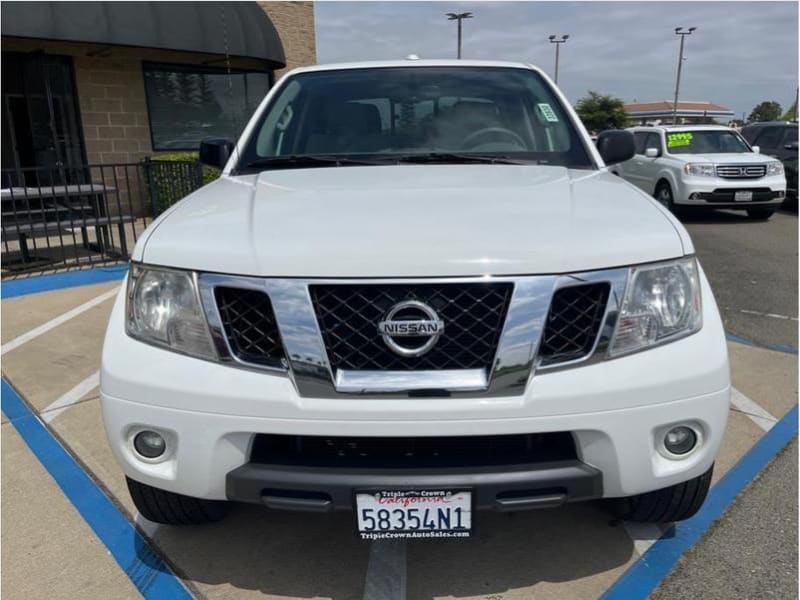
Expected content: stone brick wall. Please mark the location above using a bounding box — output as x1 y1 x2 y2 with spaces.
259 1 317 78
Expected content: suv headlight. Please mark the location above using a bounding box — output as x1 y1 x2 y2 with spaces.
683 163 715 177
609 257 702 356
126 264 216 359
766 161 784 176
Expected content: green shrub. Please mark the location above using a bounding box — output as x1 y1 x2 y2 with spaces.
143 152 219 215
152 151 221 185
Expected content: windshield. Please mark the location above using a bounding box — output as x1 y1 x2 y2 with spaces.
666 130 751 155
236 67 593 171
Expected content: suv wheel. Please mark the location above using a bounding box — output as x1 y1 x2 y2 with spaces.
127 477 229 525
746 208 775 220
654 182 675 212
611 465 713 523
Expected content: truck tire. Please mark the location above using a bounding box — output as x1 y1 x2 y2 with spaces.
127 477 229 525
746 208 775 220
612 465 713 523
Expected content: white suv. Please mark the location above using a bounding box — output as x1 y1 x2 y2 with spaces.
614 125 786 220
101 61 730 537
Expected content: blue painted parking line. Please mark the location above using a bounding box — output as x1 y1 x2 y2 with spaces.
1 264 128 300
602 403 798 600
726 332 798 355
1 378 193 600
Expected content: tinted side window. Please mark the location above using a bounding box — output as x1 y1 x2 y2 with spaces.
741 126 760 144
754 127 783 150
633 132 648 154
780 126 798 147
645 133 662 154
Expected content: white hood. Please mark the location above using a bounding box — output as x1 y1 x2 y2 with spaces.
139 165 688 277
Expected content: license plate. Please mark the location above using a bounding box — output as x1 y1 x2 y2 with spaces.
356 490 472 539
734 190 753 202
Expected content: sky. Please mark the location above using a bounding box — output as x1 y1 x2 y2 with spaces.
314 1 799 120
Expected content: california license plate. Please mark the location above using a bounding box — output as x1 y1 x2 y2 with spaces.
734 190 753 202
356 490 472 539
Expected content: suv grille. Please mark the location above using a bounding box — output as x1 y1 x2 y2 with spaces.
310 283 513 371
250 432 577 468
539 283 609 365
716 164 766 179
214 287 286 368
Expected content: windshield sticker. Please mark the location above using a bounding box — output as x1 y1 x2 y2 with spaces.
667 132 693 148
537 103 559 122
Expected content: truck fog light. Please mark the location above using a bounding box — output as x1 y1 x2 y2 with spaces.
664 426 697 455
133 430 166 459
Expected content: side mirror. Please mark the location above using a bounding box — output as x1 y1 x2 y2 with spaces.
200 138 234 169
596 130 635 166
645 147 660 158
751 145 760 154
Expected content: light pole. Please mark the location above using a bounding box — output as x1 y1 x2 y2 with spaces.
548 34 569 84
672 27 696 124
446 12 473 59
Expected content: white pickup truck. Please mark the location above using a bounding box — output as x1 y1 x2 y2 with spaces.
101 60 730 537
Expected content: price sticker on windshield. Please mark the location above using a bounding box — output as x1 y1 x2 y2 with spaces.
667 132 693 148
537 103 559 123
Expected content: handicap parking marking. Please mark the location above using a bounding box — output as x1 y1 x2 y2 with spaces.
1 377 194 600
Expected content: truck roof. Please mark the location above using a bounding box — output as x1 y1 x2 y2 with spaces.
284 58 543 77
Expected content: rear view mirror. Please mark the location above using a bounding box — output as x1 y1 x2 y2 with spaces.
596 130 635 166
645 147 660 158
200 138 234 169
751 145 760 154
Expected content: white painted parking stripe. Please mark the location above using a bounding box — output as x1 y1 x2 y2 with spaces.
737 309 798 321
730 387 778 432
1 287 119 355
363 540 407 600
40 371 100 424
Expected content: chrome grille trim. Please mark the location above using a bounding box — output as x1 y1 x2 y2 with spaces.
715 164 766 179
197 269 631 397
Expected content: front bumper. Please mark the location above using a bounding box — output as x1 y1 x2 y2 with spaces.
674 174 786 207
227 460 602 512
100 269 731 506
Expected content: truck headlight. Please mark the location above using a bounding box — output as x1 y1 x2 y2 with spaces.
683 163 715 177
766 161 784 176
610 258 702 356
125 264 216 359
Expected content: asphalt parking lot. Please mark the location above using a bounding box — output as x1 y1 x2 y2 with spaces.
1 208 797 600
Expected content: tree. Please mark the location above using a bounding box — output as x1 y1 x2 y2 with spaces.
781 98 797 121
747 101 782 123
575 91 628 133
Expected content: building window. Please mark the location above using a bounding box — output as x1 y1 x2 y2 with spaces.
143 63 271 151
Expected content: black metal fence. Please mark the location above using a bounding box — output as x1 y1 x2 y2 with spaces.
1 160 204 276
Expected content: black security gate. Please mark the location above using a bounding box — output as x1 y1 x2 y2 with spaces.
1 159 203 277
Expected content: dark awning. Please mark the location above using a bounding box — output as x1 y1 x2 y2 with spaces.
1 1 285 69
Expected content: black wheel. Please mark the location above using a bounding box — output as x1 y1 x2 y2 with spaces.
611 465 713 523
127 477 229 525
746 208 775 220
654 182 675 212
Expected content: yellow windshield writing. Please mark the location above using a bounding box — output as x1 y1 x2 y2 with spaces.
667 132 693 148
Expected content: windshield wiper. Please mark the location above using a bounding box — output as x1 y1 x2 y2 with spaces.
394 152 532 165
243 155 389 170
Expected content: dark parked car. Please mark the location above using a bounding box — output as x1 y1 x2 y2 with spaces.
741 122 798 205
